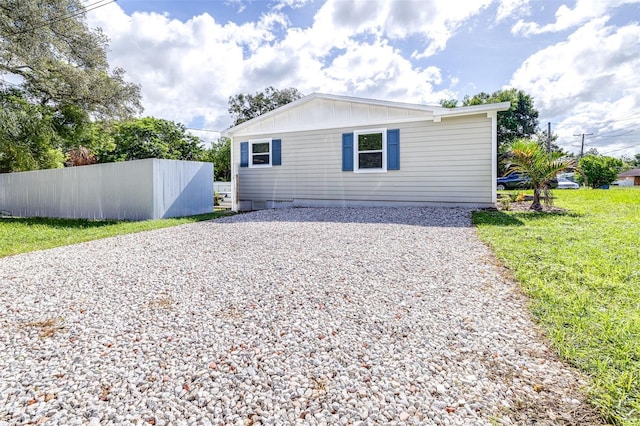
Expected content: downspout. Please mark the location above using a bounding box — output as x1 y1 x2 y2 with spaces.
488 111 498 204
229 136 237 212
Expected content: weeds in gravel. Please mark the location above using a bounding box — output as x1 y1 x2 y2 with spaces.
0 211 231 257
22 317 65 338
474 188 640 425
148 297 175 309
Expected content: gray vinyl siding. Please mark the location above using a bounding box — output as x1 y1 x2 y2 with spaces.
235 114 493 206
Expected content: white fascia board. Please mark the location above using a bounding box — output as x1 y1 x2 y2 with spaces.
223 92 443 137
435 102 511 120
224 115 434 139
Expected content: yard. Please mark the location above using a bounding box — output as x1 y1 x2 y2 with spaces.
1 189 638 424
0 207 597 424
0 211 229 258
474 187 640 425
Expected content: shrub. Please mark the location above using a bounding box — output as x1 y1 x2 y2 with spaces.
578 155 623 188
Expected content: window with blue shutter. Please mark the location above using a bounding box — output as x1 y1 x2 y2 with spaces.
242 138 282 168
345 128 400 172
240 142 248 167
387 129 400 170
342 133 354 171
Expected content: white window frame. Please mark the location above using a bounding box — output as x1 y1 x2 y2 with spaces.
248 138 272 168
353 128 387 173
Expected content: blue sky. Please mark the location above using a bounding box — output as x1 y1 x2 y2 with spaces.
87 0 640 156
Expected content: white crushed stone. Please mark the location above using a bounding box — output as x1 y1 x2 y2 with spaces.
0 207 595 425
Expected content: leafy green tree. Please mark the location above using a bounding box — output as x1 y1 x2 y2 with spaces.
578 155 623 188
447 88 540 176
463 88 539 153
506 139 577 211
202 138 231 181
95 118 205 163
228 87 303 126
0 88 65 172
0 0 142 119
439 98 458 108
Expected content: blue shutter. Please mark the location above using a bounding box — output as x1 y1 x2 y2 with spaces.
342 133 354 171
387 129 400 170
272 139 281 166
240 142 248 167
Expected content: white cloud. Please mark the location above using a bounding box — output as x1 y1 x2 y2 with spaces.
496 0 530 22
510 17 640 155
272 0 314 11
512 0 639 36
311 0 493 59
86 0 463 131
87 0 640 159
87 3 288 130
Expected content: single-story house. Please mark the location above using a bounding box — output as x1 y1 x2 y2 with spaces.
617 168 640 186
223 93 510 211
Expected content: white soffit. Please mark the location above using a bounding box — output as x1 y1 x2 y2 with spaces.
224 93 510 137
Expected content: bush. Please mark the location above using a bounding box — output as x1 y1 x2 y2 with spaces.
578 155 623 188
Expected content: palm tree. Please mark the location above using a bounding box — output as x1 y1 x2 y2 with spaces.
505 139 578 211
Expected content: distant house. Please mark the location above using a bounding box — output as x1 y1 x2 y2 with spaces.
617 168 640 186
223 93 510 211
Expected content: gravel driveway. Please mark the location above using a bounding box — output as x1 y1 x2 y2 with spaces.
0 208 598 425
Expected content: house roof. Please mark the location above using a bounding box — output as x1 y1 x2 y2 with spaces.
223 92 510 137
618 168 640 177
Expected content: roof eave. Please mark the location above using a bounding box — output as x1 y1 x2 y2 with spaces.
223 92 445 137
435 101 512 119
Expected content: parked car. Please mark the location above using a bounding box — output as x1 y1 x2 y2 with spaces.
496 173 531 190
557 178 579 189
496 173 558 190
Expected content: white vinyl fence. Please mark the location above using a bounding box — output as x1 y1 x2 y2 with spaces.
0 159 214 220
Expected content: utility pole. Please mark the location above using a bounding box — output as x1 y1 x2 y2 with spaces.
548 122 552 153
574 133 593 158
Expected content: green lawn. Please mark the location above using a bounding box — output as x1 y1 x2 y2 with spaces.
0 211 231 258
473 188 640 425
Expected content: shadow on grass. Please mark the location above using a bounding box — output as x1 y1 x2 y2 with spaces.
0 217 120 229
472 209 581 227
0 212 226 229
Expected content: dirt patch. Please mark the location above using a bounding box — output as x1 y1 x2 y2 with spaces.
497 201 567 213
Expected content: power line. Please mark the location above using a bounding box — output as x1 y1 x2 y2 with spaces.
550 108 640 127
600 142 640 155
10 0 117 36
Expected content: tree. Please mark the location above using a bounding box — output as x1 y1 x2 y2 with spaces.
202 138 231 181
228 87 303 126
534 128 566 155
578 155 623 188
462 88 539 154
95 118 205 163
0 0 142 120
505 139 578 211
620 153 640 169
0 88 65 173
584 147 600 157
439 98 458 108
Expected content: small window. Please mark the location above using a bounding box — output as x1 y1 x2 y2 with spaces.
354 129 387 172
249 139 271 168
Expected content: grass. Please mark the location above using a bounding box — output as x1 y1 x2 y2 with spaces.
0 210 231 257
473 187 640 425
